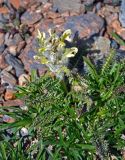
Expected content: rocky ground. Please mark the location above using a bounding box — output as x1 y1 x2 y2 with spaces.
0 0 125 112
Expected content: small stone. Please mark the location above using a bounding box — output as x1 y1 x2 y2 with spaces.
94 36 111 55
0 7 9 14
10 0 20 9
5 33 23 46
119 0 125 27
111 20 125 40
20 105 28 111
61 11 70 18
120 45 125 50
83 0 95 6
17 41 26 53
0 86 5 94
111 20 121 33
53 17 65 25
95 2 102 12
53 0 83 13
0 44 6 53
5 54 25 77
2 115 15 123
111 40 119 49
42 2 52 12
106 13 118 25
69 11 79 16
20 127 28 137
0 70 17 88
0 32 4 45
8 45 17 55
3 99 24 107
103 0 121 6
21 10 42 25
18 74 30 86
0 55 8 69
97 5 119 18
47 11 61 19
4 89 15 100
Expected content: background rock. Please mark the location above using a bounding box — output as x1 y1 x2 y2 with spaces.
64 13 104 38
53 0 84 13
119 0 125 27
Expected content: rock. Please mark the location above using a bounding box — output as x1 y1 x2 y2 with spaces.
0 55 8 69
93 36 111 55
53 17 65 25
5 33 23 46
64 13 104 38
111 20 121 33
18 74 30 86
61 11 70 18
21 10 42 25
8 45 17 56
5 54 25 77
119 0 125 27
53 0 84 13
111 20 125 40
103 0 121 6
3 99 24 106
0 44 6 53
111 40 119 49
0 14 8 23
83 0 95 6
0 7 9 14
4 89 15 100
10 0 20 9
20 127 28 137
0 86 5 94
95 2 102 12
19 48 47 75
2 115 15 123
0 70 17 88
106 13 118 25
34 19 54 35
0 33 5 45
17 41 26 53
47 11 61 19
42 2 52 12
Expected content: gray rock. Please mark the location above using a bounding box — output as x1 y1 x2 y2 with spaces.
103 0 121 5
19 48 46 75
94 36 111 55
21 11 42 25
0 33 5 46
0 44 6 53
119 0 125 27
0 14 8 23
5 54 25 77
53 0 83 12
5 33 23 46
0 70 17 88
64 13 104 38
83 0 95 6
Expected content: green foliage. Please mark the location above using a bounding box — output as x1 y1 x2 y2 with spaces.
0 30 125 159
111 32 125 46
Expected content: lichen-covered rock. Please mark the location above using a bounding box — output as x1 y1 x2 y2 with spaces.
93 36 111 55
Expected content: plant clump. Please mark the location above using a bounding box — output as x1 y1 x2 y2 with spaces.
0 29 125 160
